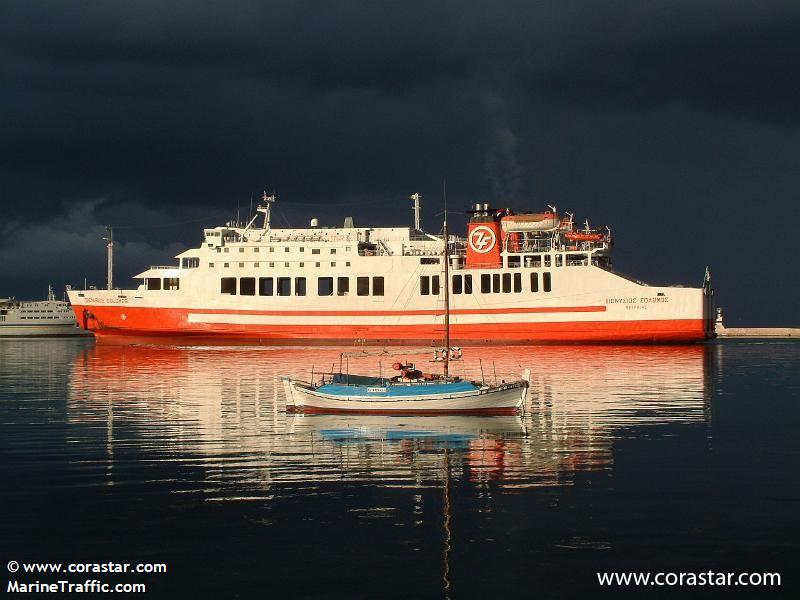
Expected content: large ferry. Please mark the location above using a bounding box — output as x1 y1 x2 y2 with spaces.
68 194 715 344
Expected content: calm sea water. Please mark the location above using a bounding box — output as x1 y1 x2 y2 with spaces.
1 340 798 598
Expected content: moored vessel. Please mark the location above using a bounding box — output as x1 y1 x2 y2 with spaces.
68 193 715 344
1 286 93 338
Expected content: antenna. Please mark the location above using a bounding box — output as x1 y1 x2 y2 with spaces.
442 179 450 379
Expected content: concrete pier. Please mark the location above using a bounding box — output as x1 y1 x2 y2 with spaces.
714 308 798 338
716 327 800 338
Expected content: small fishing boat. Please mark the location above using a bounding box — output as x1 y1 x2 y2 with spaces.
283 213 532 415
282 362 530 415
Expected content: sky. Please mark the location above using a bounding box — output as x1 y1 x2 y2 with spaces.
1 1 798 325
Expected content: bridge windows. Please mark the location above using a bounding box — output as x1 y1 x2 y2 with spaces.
163 278 180 291
146 278 161 291
181 257 199 268
220 277 236 295
420 257 440 265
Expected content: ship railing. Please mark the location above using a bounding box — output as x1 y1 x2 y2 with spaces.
149 265 180 270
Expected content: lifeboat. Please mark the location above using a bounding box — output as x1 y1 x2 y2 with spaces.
564 231 605 242
501 212 559 232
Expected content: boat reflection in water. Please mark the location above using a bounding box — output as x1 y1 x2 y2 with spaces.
67 344 711 491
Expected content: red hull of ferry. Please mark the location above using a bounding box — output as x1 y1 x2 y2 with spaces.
72 304 711 344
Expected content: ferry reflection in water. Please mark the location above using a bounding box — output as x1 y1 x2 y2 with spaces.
67 344 711 491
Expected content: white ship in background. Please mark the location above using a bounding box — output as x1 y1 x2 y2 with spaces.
68 193 715 344
1 286 92 338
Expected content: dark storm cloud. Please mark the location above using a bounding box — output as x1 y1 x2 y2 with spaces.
0 1 798 323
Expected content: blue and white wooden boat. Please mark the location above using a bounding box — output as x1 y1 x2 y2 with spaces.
283 367 530 415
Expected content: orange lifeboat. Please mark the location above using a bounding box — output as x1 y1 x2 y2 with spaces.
500 212 559 232
565 231 605 242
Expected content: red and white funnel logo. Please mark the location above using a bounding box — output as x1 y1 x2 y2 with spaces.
468 225 497 254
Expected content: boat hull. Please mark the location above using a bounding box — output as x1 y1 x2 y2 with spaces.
68 304 710 344
283 378 528 415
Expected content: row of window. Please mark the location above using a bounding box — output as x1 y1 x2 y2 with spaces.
146 278 180 291
209 261 351 269
216 246 350 254
220 276 385 297
422 272 552 294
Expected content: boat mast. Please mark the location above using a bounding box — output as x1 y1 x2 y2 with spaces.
443 192 450 379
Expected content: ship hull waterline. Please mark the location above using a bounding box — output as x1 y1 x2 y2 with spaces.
70 304 710 344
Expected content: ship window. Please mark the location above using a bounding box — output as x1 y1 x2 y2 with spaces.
331 249 337 255
284 262 290 268
524 255 541 268
337 277 349 296
181 257 199 268
345 262 351 267
357 277 369 296
420 257 440 265
220 277 236 295
209 263 215 268
239 262 244 268
299 262 305 267
420 276 430 296
240 277 256 296
147 278 161 291
543 272 552 292
530 272 539 292
254 262 259 267
318 277 334 296
295 277 306 296
269 262 274 267
285 247 290 252
223 263 229 268
507 256 521 268
513 272 522 293
331 262 336 267
453 275 462 294
254 247 259 253
312 249 321 255
315 262 321 267
259 277 273 296
239 248 245 253
300 247 305 252
269 247 274 253
277 277 291 296
372 277 384 296
464 274 473 294
502 273 512 293
492 273 501 293
164 278 180 291
567 253 589 266
544 255 551 267
556 254 563 267
481 274 491 294
224 248 229 253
